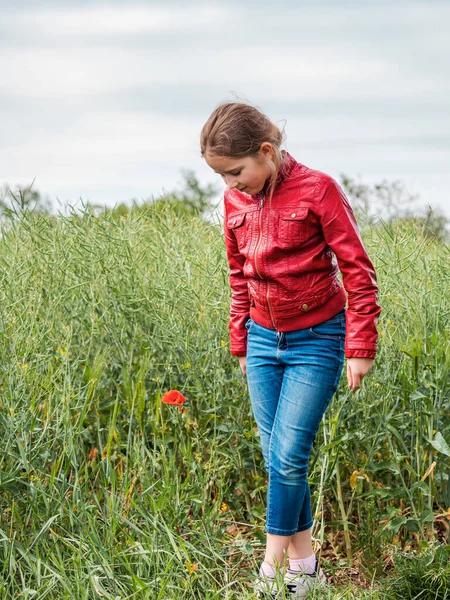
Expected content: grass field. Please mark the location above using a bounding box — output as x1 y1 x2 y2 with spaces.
0 203 449 598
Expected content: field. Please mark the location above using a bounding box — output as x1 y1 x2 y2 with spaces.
0 203 449 598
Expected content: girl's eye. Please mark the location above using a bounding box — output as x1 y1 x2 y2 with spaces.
220 171 241 179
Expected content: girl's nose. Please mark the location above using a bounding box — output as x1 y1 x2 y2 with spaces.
227 178 238 189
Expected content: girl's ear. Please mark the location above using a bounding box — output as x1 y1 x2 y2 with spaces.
259 142 275 159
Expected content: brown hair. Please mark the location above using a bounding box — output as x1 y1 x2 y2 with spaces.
200 102 285 201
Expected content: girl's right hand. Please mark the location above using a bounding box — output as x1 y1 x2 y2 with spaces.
238 355 247 377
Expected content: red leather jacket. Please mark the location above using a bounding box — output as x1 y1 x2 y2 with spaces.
223 151 381 359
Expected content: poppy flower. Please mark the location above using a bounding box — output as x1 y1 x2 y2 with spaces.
161 390 187 413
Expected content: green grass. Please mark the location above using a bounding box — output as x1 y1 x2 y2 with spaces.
0 204 449 598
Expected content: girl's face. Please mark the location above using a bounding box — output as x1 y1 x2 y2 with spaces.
204 143 275 195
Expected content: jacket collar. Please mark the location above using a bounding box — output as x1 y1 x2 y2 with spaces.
256 150 297 197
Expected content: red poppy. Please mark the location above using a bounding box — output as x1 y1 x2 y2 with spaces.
161 390 187 413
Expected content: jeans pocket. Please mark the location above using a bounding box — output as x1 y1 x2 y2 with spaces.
309 313 346 340
245 317 254 333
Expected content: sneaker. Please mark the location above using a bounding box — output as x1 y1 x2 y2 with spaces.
254 570 285 598
284 559 327 598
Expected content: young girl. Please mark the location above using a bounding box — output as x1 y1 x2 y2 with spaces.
200 102 381 598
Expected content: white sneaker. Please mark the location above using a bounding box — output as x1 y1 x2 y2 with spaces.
254 570 285 598
284 560 327 598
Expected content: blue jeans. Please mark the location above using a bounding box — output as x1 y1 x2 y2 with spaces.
245 308 346 536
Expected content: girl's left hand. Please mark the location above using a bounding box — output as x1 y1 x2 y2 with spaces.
347 357 374 392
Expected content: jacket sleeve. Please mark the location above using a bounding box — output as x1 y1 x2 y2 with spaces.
317 177 381 359
223 198 250 356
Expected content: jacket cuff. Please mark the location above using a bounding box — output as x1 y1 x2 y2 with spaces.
345 349 377 359
230 347 247 357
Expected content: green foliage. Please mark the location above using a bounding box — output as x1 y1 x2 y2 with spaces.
340 175 449 242
386 544 450 599
0 182 52 220
98 170 219 222
153 169 218 217
0 191 448 597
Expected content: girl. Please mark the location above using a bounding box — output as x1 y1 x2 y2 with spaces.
200 102 381 598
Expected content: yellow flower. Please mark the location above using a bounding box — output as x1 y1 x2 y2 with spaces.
182 362 192 370
221 502 228 512
185 561 199 575
350 470 360 489
221 340 227 347
20 364 27 370
55 347 70 361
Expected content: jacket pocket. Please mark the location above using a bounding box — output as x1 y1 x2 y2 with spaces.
227 211 247 250
278 207 310 248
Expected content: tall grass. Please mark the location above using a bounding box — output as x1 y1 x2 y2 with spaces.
0 204 449 598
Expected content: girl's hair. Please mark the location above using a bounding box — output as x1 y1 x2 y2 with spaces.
200 102 285 200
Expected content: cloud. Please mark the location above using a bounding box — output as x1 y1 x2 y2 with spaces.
0 4 230 37
0 0 449 216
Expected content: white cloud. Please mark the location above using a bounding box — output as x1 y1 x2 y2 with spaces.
1 4 230 37
1 1 449 218
4 41 448 104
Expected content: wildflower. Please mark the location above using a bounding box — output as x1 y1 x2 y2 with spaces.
161 390 187 413
20 364 27 370
350 470 360 489
221 340 227 347
182 362 192 370
55 347 70 361
185 561 199 575
221 502 228 512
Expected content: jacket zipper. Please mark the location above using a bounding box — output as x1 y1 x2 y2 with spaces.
254 190 277 329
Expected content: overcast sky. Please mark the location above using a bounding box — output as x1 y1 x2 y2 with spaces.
1 0 449 220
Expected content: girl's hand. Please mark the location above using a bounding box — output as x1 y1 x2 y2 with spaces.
347 357 374 392
238 355 247 377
